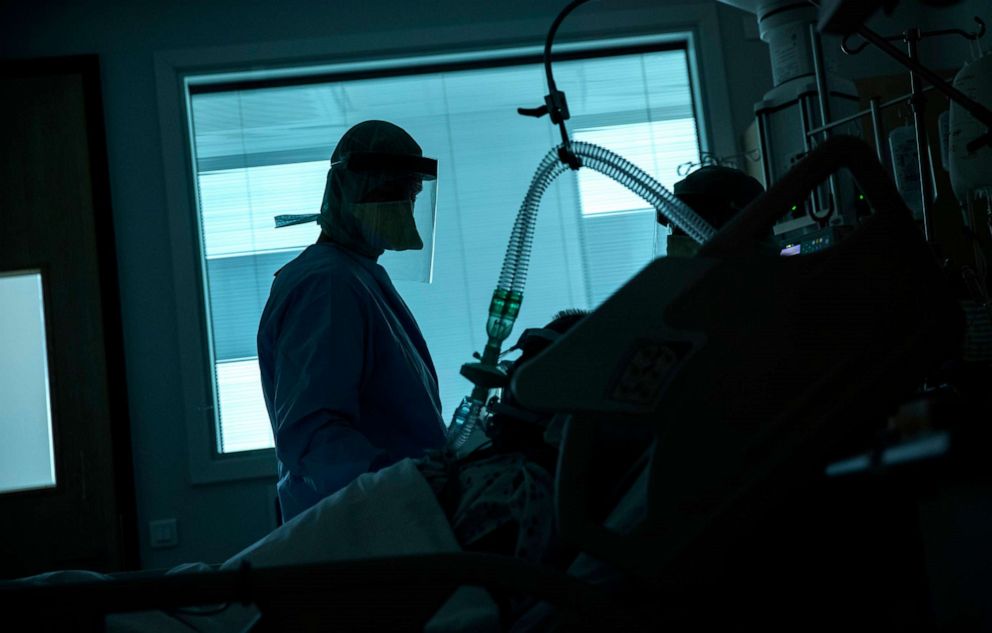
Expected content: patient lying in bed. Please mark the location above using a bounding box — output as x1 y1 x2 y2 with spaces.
19 309 650 632
23 458 502 633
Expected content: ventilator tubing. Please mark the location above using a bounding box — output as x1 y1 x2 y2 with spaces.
447 141 717 450
499 141 716 297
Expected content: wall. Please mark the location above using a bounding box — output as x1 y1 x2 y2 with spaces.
0 0 738 571
0 0 986 570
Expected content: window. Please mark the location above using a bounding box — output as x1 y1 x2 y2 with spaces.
0 271 56 493
574 118 699 304
188 42 701 454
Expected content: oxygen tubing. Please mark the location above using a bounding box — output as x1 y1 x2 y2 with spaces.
447 142 716 450
498 141 716 297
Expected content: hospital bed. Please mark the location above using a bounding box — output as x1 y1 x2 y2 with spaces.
0 136 970 630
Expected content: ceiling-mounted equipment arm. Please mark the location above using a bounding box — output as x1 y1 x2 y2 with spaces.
516 0 596 170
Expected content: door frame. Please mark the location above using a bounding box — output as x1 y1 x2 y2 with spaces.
0 55 139 571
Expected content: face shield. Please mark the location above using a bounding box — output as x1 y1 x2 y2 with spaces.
274 150 438 283
339 152 438 283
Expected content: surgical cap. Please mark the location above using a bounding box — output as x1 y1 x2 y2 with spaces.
319 121 425 258
668 166 765 234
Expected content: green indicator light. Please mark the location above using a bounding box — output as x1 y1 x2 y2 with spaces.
858 194 865 200
790 205 798 211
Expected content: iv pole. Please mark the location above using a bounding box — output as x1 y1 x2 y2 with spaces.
841 16 988 243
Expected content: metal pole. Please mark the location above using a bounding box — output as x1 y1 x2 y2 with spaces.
756 109 773 189
869 97 887 167
798 96 813 156
907 29 936 242
810 25 834 133
798 95 820 217
810 23 840 222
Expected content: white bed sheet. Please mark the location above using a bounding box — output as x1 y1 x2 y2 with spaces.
22 458 498 632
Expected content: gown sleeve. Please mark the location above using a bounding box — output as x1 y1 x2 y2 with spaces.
269 279 390 497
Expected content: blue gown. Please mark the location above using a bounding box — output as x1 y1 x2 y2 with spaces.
257 242 446 522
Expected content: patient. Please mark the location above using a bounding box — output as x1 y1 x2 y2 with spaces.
226 167 771 623
423 165 769 572
416 310 588 564
14 309 624 633
412 307 665 623
16 168 765 631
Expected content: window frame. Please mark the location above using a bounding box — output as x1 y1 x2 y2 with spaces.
0 268 58 495
155 6 735 484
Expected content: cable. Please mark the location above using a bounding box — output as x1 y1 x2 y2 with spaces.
543 0 596 149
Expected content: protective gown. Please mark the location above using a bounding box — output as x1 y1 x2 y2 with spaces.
258 243 446 521
257 120 446 522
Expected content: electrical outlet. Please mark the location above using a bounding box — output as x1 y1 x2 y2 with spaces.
149 518 179 549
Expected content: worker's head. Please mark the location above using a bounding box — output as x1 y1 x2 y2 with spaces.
664 165 765 257
319 121 438 260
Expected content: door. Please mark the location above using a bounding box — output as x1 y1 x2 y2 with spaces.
0 56 137 577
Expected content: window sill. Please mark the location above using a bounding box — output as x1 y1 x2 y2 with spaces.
189 447 277 485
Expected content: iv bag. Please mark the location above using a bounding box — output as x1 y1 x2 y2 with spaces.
889 125 936 221
948 51 992 203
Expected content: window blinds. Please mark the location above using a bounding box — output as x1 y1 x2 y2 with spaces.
189 46 700 453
